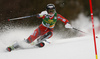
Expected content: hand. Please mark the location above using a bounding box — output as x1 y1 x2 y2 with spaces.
39 11 48 15
65 23 72 28
38 11 48 17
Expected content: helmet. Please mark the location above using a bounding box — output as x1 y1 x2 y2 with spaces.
46 4 56 14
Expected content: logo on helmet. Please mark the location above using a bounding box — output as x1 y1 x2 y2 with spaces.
48 6 54 9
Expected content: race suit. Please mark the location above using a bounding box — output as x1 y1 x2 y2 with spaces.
27 12 69 43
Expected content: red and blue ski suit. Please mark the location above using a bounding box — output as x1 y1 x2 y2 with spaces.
27 13 69 43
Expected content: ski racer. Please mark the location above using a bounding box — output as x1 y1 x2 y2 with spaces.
6 4 72 52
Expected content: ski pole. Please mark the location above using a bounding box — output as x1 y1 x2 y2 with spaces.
72 27 87 34
73 27 98 38
8 14 37 21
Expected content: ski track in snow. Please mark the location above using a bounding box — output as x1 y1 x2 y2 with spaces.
0 13 100 59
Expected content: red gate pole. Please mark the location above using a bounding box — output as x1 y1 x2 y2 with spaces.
89 0 98 59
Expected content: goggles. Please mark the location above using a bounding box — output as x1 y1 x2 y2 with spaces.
47 9 55 14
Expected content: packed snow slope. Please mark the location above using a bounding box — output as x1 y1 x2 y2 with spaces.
0 13 100 59
0 35 100 59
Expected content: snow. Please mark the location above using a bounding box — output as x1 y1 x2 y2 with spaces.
0 13 100 59
0 35 100 59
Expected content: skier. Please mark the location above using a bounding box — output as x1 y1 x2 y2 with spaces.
6 4 72 52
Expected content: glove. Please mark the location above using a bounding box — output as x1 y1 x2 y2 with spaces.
65 23 72 28
39 11 48 16
37 11 48 18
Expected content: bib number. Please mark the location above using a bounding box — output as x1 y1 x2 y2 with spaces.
45 23 50 27
45 23 55 28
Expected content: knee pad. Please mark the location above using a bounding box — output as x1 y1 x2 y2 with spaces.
37 31 52 43
47 31 52 36
44 31 52 39
46 31 53 39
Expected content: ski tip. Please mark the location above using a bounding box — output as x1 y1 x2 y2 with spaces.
8 19 10 21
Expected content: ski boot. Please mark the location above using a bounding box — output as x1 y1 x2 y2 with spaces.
36 42 45 47
6 42 19 52
6 46 14 52
36 31 52 47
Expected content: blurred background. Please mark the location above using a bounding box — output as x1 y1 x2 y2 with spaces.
0 0 100 38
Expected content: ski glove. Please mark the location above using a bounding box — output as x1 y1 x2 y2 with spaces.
65 23 72 28
39 11 48 17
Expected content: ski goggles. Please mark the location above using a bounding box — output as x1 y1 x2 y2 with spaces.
47 9 55 13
